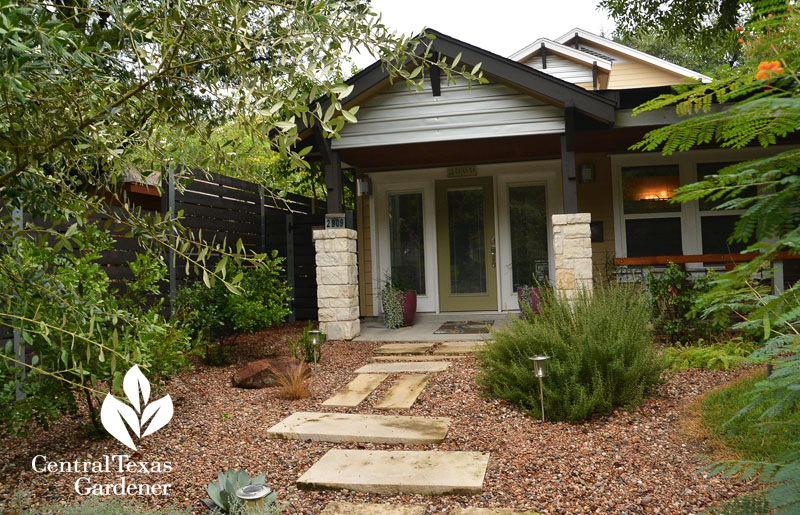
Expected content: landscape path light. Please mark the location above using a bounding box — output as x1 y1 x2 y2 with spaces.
308 329 322 372
529 355 550 422
235 484 272 514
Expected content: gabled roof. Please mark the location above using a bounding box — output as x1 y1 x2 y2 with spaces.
553 28 712 83
509 38 612 70
297 28 617 137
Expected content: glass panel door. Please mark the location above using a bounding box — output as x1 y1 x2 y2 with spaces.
388 192 425 293
436 177 497 312
448 188 486 294
509 185 548 289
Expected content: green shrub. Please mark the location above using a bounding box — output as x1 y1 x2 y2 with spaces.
662 338 757 371
175 252 290 364
0 229 190 437
477 284 666 422
647 263 724 342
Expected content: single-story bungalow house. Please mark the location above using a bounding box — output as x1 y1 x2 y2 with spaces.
299 28 799 321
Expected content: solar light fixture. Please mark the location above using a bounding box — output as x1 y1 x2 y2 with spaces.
308 329 322 372
529 355 550 422
235 484 272 514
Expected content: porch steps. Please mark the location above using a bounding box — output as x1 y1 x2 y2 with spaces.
374 343 435 355
321 374 387 407
355 361 451 374
297 449 490 495
266 412 450 444
375 374 430 410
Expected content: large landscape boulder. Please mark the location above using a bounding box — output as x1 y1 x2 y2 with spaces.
231 357 306 389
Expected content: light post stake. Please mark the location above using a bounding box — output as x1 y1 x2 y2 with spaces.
308 330 322 373
529 356 550 422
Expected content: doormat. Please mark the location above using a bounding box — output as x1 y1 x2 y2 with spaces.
434 321 494 334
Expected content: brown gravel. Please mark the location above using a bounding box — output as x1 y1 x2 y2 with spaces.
0 323 759 514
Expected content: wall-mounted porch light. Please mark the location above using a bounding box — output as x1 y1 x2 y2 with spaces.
579 163 596 183
529 355 550 422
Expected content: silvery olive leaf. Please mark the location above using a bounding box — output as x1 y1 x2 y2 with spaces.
100 394 140 451
140 394 174 438
123 364 150 413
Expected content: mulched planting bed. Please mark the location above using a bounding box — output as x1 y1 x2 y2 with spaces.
0 323 758 514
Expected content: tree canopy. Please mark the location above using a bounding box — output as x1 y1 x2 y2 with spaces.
0 0 483 437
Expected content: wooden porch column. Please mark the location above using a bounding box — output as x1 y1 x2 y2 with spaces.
313 127 344 213
561 104 578 213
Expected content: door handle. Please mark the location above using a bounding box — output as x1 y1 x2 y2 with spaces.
490 237 496 269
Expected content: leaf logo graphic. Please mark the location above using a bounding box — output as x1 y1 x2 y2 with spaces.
100 365 173 451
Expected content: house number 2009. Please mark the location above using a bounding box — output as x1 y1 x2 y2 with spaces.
325 214 346 229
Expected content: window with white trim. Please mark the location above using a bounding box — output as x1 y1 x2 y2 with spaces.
620 164 683 257
696 161 753 254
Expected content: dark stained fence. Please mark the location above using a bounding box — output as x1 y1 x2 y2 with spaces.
287 214 325 321
165 168 324 320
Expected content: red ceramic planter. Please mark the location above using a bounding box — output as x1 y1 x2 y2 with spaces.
400 291 417 326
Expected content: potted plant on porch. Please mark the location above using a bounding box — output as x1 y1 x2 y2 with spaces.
380 275 417 329
516 267 550 317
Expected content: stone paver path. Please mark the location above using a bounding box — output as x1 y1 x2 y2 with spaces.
321 373 387 407
355 361 451 374
297 449 490 495
434 341 487 354
375 374 430 410
279 342 493 502
267 412 450 444
321 502 425 514
374 343 436 355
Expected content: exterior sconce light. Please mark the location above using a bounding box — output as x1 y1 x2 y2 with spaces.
529 355 550 422
235 484 272 514
308 329 322 372
579 163 595 183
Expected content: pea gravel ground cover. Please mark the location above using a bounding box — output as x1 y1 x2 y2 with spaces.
0 322 758 513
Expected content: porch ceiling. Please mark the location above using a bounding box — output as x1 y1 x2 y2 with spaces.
340 126 659 171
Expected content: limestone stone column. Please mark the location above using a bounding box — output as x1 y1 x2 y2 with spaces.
552 213 593 301
313 228 360 340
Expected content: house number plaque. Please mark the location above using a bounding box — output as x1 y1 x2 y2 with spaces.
446 165 477 178
324 213 346 230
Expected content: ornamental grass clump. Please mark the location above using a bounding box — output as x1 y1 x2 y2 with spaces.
477 284 666 422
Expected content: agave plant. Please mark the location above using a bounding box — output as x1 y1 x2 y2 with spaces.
203 468 271 513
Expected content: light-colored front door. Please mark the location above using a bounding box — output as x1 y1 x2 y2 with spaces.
435 177 498 311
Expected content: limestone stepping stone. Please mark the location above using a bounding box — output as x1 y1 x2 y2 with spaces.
355 361 451 374
374 355 469 361
375 374 430 410
374 343 435 355
434 341 487 354
267 411 450 444
297 449 490 495
321 374 387 407
322 502 425 514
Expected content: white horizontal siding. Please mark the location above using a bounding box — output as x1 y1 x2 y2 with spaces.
331 77 564 149
521 54 593 84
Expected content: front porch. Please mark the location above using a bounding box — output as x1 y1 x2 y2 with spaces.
355 313 515 342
